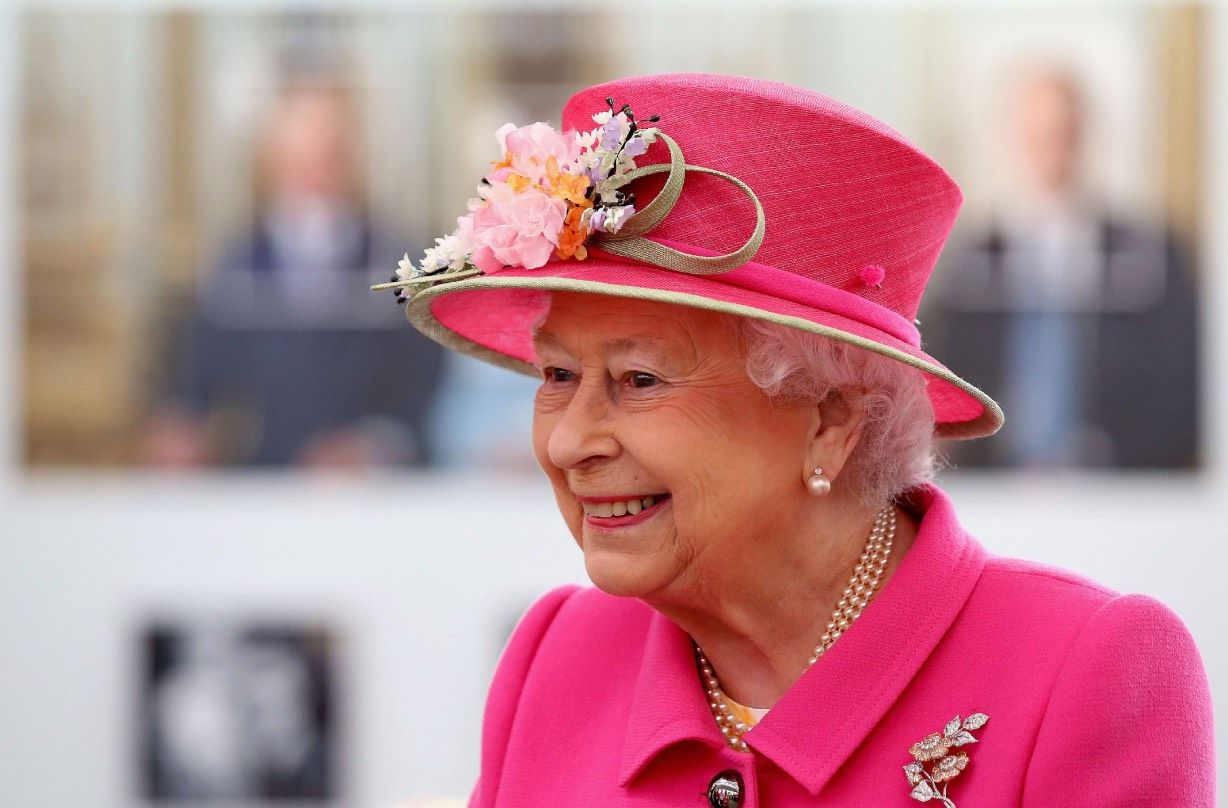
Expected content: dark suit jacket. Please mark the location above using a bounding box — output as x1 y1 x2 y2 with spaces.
169 214 444 466
923 218 1200 469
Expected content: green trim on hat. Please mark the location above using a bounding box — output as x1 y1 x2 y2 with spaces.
406 275 1004 441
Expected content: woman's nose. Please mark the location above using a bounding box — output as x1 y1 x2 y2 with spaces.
547 376 620 470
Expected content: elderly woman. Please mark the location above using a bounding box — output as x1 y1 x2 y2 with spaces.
377 74 1215 807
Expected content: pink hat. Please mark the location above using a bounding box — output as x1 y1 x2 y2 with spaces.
378 72 1002 439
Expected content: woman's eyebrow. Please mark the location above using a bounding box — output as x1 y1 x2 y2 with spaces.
607 335 676 362
532 331 683 366
531 331 568 355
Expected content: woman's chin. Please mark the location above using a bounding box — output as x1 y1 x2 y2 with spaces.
582 550 666 599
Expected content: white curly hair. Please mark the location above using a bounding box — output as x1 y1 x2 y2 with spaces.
736 317 942 506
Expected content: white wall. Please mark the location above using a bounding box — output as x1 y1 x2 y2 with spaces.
0 473 588 806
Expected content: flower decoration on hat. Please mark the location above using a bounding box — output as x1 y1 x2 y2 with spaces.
373 98 666 303
372 97 766 302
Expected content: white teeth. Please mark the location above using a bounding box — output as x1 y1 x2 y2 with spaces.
582 495 660 518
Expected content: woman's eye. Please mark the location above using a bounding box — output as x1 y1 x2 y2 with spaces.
628 371 659 388
544 367 575 383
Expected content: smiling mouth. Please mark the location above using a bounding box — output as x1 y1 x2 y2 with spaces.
580 493 670 519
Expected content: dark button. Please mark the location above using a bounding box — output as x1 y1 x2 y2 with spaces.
707 769 743 808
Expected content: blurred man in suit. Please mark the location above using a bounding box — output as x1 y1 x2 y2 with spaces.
144 81 444 469
925 66 1200 469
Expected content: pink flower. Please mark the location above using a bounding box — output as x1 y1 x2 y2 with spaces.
468 182 566 271
454 211 475 250
489 122 583 187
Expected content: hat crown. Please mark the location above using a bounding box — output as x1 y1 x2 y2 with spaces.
561 73 963 322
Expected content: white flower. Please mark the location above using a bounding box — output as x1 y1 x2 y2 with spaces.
433 232 469 272
575 128 598 150
396 252 416 280
420 247 445 273
596 180 623 206
591 110 612 125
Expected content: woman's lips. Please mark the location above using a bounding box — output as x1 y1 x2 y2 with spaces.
581 494 671 528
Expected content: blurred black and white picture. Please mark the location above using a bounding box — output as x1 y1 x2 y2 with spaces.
140 622 337 801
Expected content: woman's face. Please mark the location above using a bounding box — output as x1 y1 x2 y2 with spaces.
531 293 817 602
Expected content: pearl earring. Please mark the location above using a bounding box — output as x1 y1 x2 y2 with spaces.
807 467 832 496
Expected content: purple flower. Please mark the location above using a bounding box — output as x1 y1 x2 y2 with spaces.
588 208 607 233
622 136 648 158
604 204 633 233
600 117 622 151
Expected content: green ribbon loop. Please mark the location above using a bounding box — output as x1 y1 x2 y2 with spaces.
600 133 687 238
592 132 765 276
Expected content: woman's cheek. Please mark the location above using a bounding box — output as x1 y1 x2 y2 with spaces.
557 489 584 538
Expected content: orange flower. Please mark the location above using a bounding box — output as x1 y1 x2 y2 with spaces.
546 155 591 205
555 205 591 261
505 173 534 193
490 152 514 172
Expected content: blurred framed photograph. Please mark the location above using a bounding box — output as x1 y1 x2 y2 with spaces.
140 620 337 801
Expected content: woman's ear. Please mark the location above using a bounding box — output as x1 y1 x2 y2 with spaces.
803 389 865 485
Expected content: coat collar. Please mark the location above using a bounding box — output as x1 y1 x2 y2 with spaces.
617 484 989 794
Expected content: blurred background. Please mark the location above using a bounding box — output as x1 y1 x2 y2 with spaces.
2 0 1226 805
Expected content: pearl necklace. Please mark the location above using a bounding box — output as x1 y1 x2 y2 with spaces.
693 505 897 752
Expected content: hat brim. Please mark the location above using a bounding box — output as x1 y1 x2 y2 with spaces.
405 260 1003 440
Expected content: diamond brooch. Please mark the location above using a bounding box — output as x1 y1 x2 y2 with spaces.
903 712 990 807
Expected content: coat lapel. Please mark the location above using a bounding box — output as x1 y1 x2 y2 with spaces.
748 485 988 793
618 484 989 795
617 605 723 785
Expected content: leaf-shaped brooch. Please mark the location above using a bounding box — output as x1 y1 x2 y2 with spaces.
903 712 989 807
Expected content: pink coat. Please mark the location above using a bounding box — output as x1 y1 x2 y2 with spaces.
469 484 1216 807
